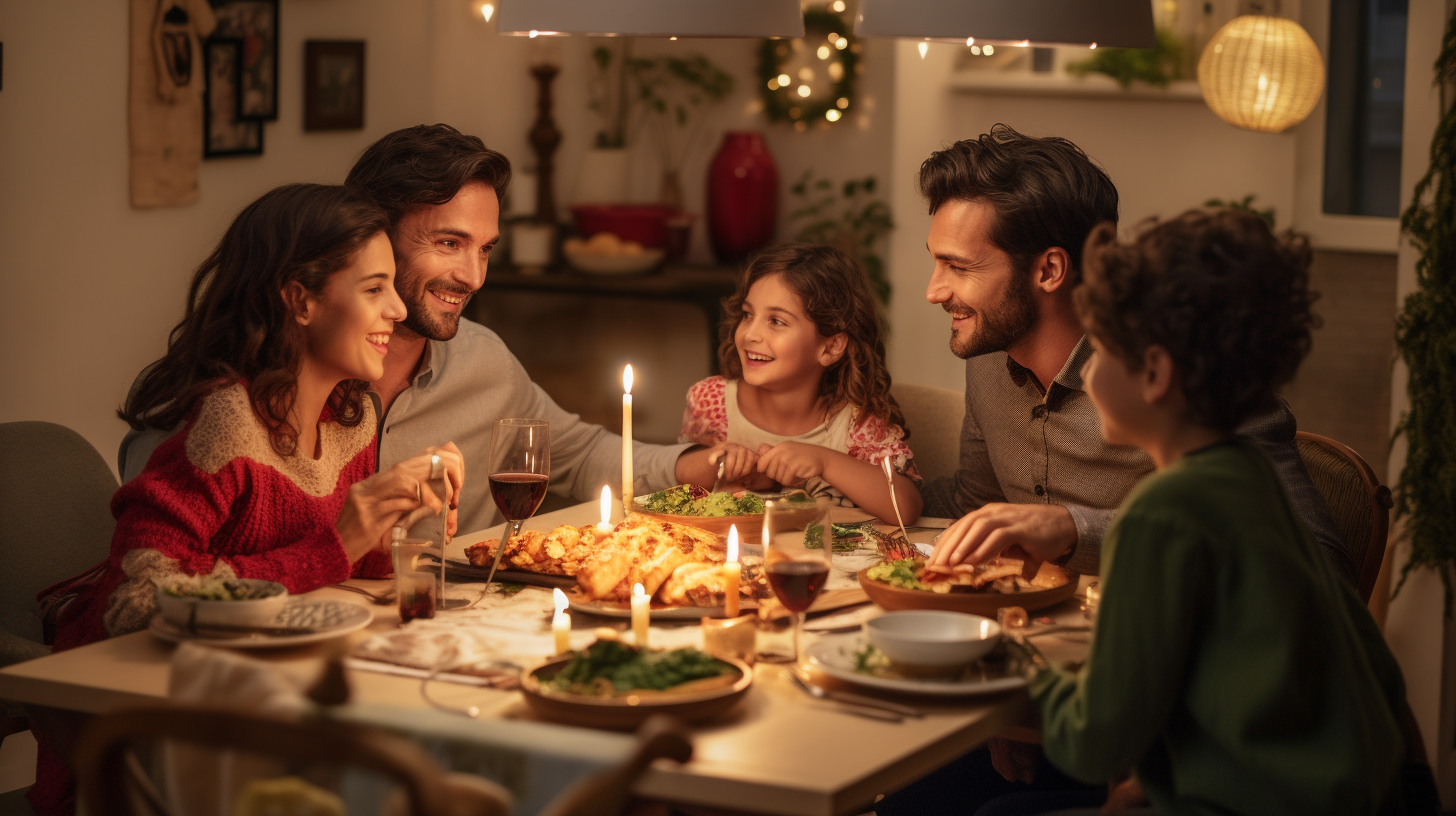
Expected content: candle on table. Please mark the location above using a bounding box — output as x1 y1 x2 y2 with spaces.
723 525 741 618
631 581 649 648
552 588 571 654
622 364 634 518
598 485 614 533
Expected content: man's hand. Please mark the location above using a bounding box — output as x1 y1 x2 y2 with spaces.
987 737 1041 784
1102 774 1147 814
755 441 827 487
927 503 1076 576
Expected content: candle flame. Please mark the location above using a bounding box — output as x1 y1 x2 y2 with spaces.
727 525 739 562
600 485 612 526
623 364 634 395
632 582 645 599
553 587 568 613
479 2 494 22
917 41 929 59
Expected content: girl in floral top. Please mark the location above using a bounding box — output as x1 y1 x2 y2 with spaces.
680 243 920 522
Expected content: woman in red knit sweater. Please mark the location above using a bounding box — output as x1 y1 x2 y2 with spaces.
49 183 464 648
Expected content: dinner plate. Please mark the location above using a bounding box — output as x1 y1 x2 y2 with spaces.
519 653 753 730
857 567 1078 616
806 632 1025 697
566 589 758 620
442 558 577 590
148 599 373 648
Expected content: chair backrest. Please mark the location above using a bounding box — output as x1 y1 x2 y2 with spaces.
890 382 965 487
0 421 118 643
1294 431 1392 603
74 704 514 816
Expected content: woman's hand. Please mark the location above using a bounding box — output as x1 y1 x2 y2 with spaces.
755 441 827 487
708 442 760 484
336 443 464 562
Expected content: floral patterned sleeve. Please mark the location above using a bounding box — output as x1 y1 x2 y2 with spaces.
679 376 729 446
847 412 922 483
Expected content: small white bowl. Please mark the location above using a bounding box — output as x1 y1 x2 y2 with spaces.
564 247 666 276
155 578 289 629
864 610 1001 671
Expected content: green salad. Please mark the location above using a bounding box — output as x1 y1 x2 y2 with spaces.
546 640 735 696
159 575 283 601
638 484 765 516
865 558 926 591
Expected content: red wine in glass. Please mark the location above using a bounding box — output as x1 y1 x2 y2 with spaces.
488 472 549 520
766 561 830 613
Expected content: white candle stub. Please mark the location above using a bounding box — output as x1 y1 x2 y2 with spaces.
598 485 614 532
552 588 571 654
622 364 634 517
723 525 741 618
631 581 649 648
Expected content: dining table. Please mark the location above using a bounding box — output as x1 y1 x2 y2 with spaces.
0 500 1094 816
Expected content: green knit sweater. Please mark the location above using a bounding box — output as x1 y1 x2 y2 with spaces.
1030 437 1405 816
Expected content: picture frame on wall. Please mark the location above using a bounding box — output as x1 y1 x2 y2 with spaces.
203 38 263 157
304 40 366 131
209 0 278 121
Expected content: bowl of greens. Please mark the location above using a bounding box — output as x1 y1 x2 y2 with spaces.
520 638 752 729
155 575 289 629
633 484 766 544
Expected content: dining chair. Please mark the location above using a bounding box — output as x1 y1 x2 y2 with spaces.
890 382 965 488
1293 431 1392 603
73 703 514 816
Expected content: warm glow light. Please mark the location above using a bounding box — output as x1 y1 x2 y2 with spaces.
836 97 849 109
669 36 678 40
984 44 995 55
965 37 975 46
777 72 791 85
599 485 612 529
727 526 739 563
633 582 645 600
479 2 494 22
835 37 848 49
798 66 814 80
831 0 846 11
553 587 569 614
817 45 831 59
971 45 981 55
917 41 929 59
797 84 811 97
768 78 779 90
827 32 838 41
1198 15 1325 133
528 29 539 38
1090 42 1098 49
622 364 633 395
825 109 841 122
1018 40 1030 47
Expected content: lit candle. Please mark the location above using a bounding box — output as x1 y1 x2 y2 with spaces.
723 525 741 618
598 485 614 533
552 588 571 654
631 581 649 648
622 364 634 517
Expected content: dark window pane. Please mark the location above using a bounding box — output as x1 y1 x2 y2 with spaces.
1323 0 1406 217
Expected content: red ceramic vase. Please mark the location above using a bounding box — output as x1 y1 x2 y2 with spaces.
707 132 778 263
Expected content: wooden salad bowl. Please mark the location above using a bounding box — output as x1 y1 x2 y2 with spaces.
857 567 1078 616
518 654 753 730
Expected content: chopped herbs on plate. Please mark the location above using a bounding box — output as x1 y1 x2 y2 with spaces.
545 639 736 696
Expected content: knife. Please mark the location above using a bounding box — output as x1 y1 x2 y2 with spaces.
821 688 924 718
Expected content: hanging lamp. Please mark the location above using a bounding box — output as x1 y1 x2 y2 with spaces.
853 0 1156 48
1198 15 1325 133
495 0 803 38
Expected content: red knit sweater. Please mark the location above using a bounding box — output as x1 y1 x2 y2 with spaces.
51 383 390 652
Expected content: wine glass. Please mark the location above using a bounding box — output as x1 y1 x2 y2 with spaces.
485 418 551 588
762 494 833 666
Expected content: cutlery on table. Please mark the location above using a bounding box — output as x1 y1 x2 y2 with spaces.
710 457 726 494
880 457 913 547
333 583 397 605
782 670 915 721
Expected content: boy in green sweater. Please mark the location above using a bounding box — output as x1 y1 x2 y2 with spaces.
1003 209 1419 815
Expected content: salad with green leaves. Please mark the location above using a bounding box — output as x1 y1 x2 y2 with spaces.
638 484 765 516
546 640 736 696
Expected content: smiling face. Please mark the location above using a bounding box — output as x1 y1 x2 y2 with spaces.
925 199 1038 360
391 181 501 341
301 232 406 383
734 273 844 392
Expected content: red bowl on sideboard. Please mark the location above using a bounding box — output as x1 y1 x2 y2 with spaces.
571 204 676 249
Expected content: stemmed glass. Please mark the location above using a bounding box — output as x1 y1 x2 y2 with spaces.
484 418 551 589
762 494 833 666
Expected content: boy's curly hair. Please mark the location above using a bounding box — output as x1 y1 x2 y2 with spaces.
1074 208 1319 432
718 243 907 435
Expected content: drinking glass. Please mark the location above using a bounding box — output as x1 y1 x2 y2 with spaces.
392 535 437 623
484 419 551 588
762 494 833 666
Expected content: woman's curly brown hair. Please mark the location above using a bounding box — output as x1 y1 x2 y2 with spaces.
119 184 390 455
717 243 907 435
1074 208 1319 432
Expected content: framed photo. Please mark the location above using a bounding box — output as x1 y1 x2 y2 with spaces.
304 40 365 131
209 0 278 120
203 38 263 157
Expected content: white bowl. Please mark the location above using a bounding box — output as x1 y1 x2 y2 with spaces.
155 578 289 629
864 610 1001 669
564 247 666 276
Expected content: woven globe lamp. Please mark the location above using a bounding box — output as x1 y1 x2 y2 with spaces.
1198 15 1325 133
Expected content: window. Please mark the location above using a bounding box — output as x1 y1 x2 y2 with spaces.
1322 0 1407 218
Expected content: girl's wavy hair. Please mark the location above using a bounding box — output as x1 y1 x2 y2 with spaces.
1075 208 1318 432
717 243 906 435
119 184 390 455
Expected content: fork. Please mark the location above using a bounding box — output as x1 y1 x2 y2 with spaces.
781 670 914 721
333 583 397 605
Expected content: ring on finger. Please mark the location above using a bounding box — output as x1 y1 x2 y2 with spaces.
430 454 443 481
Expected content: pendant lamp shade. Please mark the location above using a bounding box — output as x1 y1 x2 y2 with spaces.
496 0 804 38
854 0 1156 48
1197 15 1325 133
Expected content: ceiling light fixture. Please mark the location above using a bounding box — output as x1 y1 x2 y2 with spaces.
1198 14 1325 133
854 0 1156 48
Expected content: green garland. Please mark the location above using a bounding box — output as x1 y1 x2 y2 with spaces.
757 7 860 130
1394 10 1456 615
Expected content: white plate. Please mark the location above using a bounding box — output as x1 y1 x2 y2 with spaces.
805 632 1026 697
149 598 373 648
566 593 754 620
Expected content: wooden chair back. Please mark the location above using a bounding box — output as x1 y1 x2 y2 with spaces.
73 704 512 816
891 382 966 487
1294 431 1392 603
